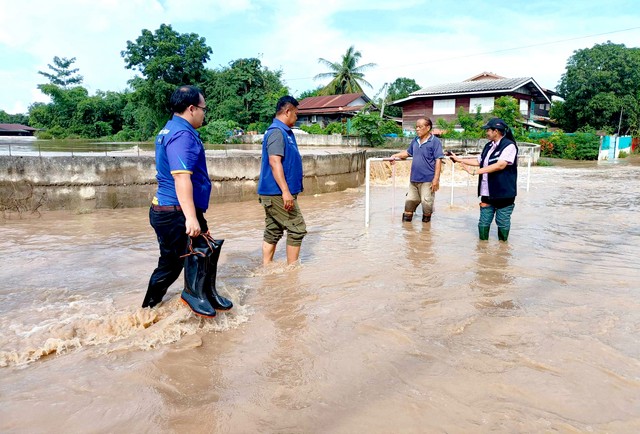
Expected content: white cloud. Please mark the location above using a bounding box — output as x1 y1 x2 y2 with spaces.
1 0 639 113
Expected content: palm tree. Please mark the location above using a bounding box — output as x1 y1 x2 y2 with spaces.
314 46 376 95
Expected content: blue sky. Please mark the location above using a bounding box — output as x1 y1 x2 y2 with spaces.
1 0 639 114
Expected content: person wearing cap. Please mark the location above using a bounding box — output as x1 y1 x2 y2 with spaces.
449 117 518 241
390 117 445 223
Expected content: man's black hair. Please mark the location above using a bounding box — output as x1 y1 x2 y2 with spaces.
276 95 299 115
169 85 203 114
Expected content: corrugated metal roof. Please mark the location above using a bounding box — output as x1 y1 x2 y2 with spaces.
299 105 367 115
0 123 36 132
297 93 368 110
411 77 533 96
391 77 552 106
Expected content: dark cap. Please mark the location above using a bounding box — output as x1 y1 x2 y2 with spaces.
481 117 508 130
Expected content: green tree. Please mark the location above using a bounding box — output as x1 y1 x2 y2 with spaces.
121 24 212 130
0 110 29 125
492 96 523 132
352 108 384 146
199 119 239 144
314 46 376 95
38 56 83 88
456 106 484 138
297 86 324 100
203 58 288 126
556 42 640 134
383 77 420 117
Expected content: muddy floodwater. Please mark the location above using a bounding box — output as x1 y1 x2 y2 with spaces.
1 158 639 433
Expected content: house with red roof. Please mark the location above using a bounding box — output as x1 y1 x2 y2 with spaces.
296 93 377 127
0 123 37 136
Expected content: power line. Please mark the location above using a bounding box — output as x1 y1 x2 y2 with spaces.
285 26 640 82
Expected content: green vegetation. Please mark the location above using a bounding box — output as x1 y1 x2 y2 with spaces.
20 25 290 142
380 78 421 118
4 35 638 153
435 96 525 140
314 46 376 96
534 131 601 160
553 42 640 135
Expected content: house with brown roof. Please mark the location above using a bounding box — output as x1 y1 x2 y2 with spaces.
0 123 37 136
296 93 376 127
390 72 554 132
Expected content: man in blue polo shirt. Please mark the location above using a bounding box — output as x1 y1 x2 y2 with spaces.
142 85 231 316
391 117 445 223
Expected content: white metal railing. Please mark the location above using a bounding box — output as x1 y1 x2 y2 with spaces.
364 155 532 227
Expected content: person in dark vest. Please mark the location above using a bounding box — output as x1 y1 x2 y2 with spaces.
142 85 232 316
257 95 307 265
390 117 445 223
449 117 518 241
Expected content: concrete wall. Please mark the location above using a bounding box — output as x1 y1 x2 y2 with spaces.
0 152 367 212
240 133 363 147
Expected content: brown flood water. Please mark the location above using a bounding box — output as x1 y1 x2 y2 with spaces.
1 158 639 433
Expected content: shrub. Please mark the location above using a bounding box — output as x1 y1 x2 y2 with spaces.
618 150 628 158
324 122 344 135
200 120 239 144
246 121 269 134
352 112 384 147
300 123 324 134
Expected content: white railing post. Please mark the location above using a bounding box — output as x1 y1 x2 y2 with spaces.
365 158 371 227
450 157 455 206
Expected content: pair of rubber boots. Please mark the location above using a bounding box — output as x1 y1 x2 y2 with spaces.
181 235 233 318
402 213 431 223
478 226 509 241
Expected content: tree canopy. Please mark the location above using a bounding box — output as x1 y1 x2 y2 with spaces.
121 24 213 131
37 56 83 88
383 77 420 117
202 57 288 129
314 46 376 96
554 42 640 134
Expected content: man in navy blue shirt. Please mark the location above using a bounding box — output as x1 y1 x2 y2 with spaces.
391 117 445 223
142 85 231 315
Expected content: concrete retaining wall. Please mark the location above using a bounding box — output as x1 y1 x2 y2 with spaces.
240 133 363 147
0 151 367 212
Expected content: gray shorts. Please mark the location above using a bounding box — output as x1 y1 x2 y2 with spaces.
259 195 307 246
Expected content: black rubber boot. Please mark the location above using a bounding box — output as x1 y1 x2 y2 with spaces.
478 226 490 241
498 227 510 242
181 235 217 318
206 239 233 311
422 214 431 223
402 213 413 222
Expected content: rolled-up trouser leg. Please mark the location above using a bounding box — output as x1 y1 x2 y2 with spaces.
418 182 435 217
404 182 421 214
285 200 307 247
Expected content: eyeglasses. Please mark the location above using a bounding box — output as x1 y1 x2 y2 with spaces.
194 105 208 114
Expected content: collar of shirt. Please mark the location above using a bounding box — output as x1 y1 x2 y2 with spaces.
272 118 292 131
417 134 432 146
171 115 200 138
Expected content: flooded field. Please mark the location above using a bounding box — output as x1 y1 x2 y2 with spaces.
0 158 639 433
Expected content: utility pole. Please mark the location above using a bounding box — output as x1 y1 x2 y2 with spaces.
616 106 624 136
378 83 389 118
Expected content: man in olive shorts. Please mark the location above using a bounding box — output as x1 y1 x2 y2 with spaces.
257 95 307 265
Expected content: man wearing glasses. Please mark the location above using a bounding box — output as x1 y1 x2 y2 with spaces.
391 117 445 223
142 85 216 309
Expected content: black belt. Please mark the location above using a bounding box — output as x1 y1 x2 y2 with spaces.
151 204 182 212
